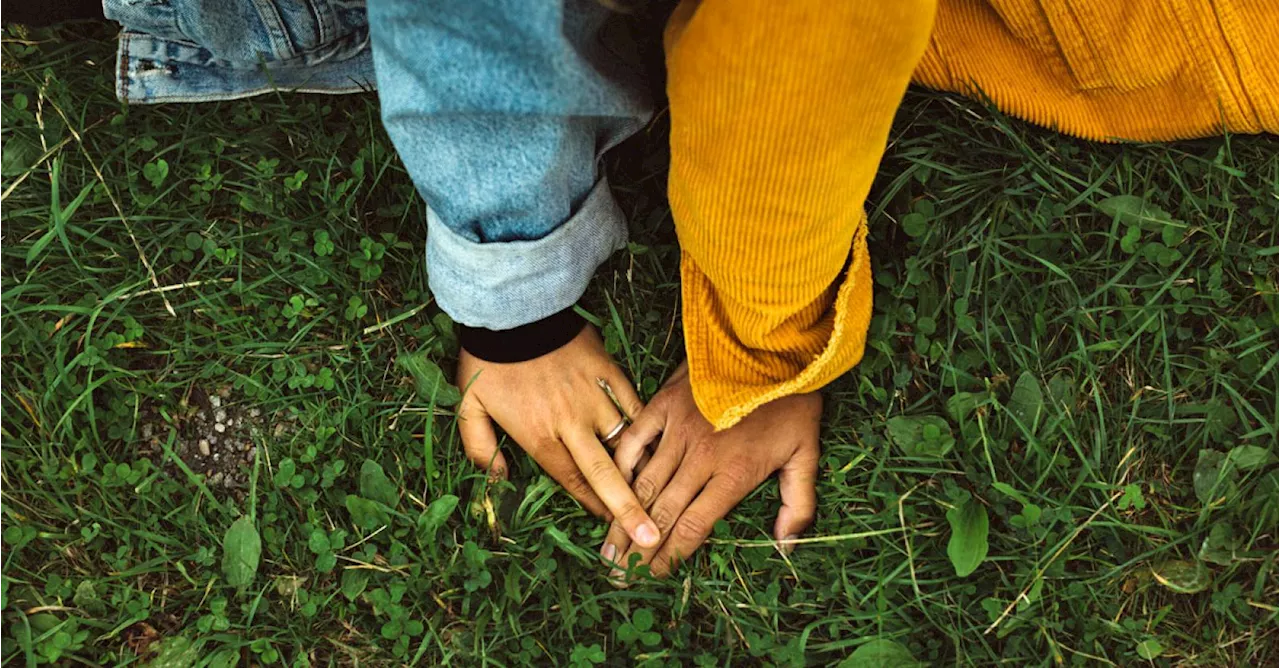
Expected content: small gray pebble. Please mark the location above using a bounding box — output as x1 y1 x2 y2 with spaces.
214 409 228 423
214 423 226 433
209 472 224 485
249 408 261 418
210 396 222 409
198 439 211 457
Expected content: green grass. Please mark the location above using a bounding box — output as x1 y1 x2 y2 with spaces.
3 22 1277 666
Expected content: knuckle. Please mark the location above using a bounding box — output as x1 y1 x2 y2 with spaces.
795 444 818 466
563 471 594 499
690 436 717 458
649 504 679 531
720 460 755 489
673 515 710 544
632 477 659 507
585 457 620 482
458 401 484 422
528 437 558 456
614 500 646 524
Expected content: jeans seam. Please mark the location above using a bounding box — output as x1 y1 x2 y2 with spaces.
248 0 295 61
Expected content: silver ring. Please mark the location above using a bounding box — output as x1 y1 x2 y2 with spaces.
601 418 627 444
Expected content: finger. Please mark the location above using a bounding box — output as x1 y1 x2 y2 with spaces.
523 439 608 518
628 429 685 510
601 364 645 420
562 427 660 548
600 521 632 585
592 399 627 451
650 471 755 578
601 440 671 585
617 456 706 577
614 401 666 483
457 402 508 480
635 450 652 474
774 445 819 553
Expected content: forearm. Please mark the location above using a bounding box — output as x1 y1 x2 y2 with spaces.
665 0 937 428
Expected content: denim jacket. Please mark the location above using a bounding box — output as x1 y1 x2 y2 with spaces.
104 0 377 103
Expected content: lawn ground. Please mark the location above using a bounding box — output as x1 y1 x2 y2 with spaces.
2 22 1277 667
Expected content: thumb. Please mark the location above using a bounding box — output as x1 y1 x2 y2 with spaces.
774 446 818 554
458 402 508 481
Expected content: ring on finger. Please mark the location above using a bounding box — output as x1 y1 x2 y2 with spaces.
601 418 628 444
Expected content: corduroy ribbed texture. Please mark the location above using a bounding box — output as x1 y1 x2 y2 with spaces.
913 0 1279 141
666 0 937 429
666 0 1277 430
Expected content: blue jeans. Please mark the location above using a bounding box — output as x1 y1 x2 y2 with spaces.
104 0 653 330
368 0 652 328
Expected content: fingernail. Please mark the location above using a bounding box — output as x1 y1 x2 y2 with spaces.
778 534 799 556
608 564 630 588
635 522 659 547
601 543 617 563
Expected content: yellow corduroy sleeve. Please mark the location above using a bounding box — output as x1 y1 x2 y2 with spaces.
914 0 1277 142
664 0 937 430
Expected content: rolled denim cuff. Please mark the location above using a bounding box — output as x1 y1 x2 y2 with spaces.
426 176 627 330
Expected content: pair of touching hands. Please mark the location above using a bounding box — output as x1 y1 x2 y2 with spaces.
456 326 821 580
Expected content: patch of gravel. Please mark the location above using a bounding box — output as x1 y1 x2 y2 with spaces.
137 386 286 500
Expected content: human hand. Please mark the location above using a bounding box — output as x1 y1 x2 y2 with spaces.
456 326 661 549
600 362 821 579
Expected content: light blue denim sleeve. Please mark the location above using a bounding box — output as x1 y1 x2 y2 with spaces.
366 0 652 330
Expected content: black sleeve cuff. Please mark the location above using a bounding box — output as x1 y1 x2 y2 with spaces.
6 0 104 26
457 307 587 363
